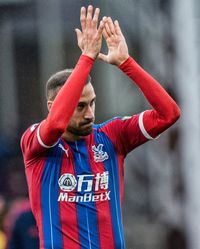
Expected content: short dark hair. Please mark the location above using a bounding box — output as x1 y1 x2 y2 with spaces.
46 69 91 100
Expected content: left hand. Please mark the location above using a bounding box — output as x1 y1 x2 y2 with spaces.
98 17 129 66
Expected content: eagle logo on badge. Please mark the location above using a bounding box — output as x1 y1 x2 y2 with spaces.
92 144 109 162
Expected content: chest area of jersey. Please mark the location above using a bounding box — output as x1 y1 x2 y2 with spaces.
42 141 118 204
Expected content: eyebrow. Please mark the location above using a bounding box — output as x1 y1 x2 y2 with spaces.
78 97 96 105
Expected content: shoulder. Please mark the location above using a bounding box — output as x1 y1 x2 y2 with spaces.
21 123 39 139
20 122 51 159
93 116 132 130
92 116 135 150
20 123 39 149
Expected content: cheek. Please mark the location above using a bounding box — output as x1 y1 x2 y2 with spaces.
68 114 81 127
68 118 76 128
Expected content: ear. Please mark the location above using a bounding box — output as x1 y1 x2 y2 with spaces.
47 100 53 112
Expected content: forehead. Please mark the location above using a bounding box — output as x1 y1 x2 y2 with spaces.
79 83 96 101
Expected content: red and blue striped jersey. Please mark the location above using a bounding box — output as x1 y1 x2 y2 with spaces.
21 54 180 249
21 114 150 249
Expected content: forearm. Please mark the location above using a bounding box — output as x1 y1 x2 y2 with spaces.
40 55 94 145
119 56 181 137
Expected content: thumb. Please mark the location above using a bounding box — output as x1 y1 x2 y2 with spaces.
97 53 107 62
75 28 82 43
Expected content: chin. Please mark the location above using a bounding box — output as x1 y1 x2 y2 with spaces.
81 127 93 136
67 124 93 137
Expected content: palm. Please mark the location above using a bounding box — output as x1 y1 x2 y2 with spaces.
105 35 128 65
98 18 129 66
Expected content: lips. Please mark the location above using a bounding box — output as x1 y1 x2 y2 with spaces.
82 122 93 127
81 120 94 126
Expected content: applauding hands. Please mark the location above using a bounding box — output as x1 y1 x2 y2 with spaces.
76 5 129 66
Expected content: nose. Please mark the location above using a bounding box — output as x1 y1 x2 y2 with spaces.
84 106 94 120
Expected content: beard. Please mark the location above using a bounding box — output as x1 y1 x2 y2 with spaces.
67 121 93 137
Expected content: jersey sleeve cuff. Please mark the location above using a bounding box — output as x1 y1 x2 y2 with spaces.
139 111 160 140
118 56 135 70
79 54 95 64
37 123 59 148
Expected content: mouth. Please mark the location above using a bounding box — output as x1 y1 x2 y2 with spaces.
78 122 93 136
81 120 94 126
82 122 93 128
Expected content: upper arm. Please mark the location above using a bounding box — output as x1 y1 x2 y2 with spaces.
142 109 178 138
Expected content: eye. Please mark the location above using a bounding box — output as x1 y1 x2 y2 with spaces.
90 98 96 106
77 103 85 111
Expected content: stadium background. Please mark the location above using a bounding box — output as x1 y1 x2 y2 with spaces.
0 0 199 249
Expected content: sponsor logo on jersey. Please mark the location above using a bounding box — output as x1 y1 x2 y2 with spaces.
58 171 110 203
58 173 77 191
58 191 111 203
92 144 109 162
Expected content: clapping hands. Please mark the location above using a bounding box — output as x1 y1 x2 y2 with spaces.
76 5 129 66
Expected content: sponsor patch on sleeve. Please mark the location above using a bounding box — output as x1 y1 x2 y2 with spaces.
121 116 132 120
30 123 39 132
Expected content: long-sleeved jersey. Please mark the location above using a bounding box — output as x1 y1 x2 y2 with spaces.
21 55 180 249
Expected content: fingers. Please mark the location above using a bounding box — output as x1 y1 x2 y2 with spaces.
80 6 122 39
80 5 102 31
103 28 109 40
102 16 109 39
80 7 86 31
78 6 106 59
103 17 124 40
86 5 93 28
114 20 123 36
96 17 107 38
75 28 82 47
106 17 115 35
92 7 100 29
85 5 100 30
81 5 106 39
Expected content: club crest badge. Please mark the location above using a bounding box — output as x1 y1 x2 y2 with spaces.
92 144 109 162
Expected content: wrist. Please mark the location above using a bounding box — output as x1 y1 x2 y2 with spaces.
117 55 130 67
118 56 133 69
82 52 98 60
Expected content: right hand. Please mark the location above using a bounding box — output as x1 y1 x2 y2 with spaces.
75 5 106 60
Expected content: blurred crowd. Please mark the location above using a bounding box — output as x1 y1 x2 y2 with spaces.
0 154 39 249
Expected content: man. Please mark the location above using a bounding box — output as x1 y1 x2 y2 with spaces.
21 5 180 249
7 209 39 249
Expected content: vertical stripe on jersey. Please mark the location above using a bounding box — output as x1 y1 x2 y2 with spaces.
87 134 115 249
94 130 125 249
70 139 100 249
41 145 63 249
59 140 80 249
